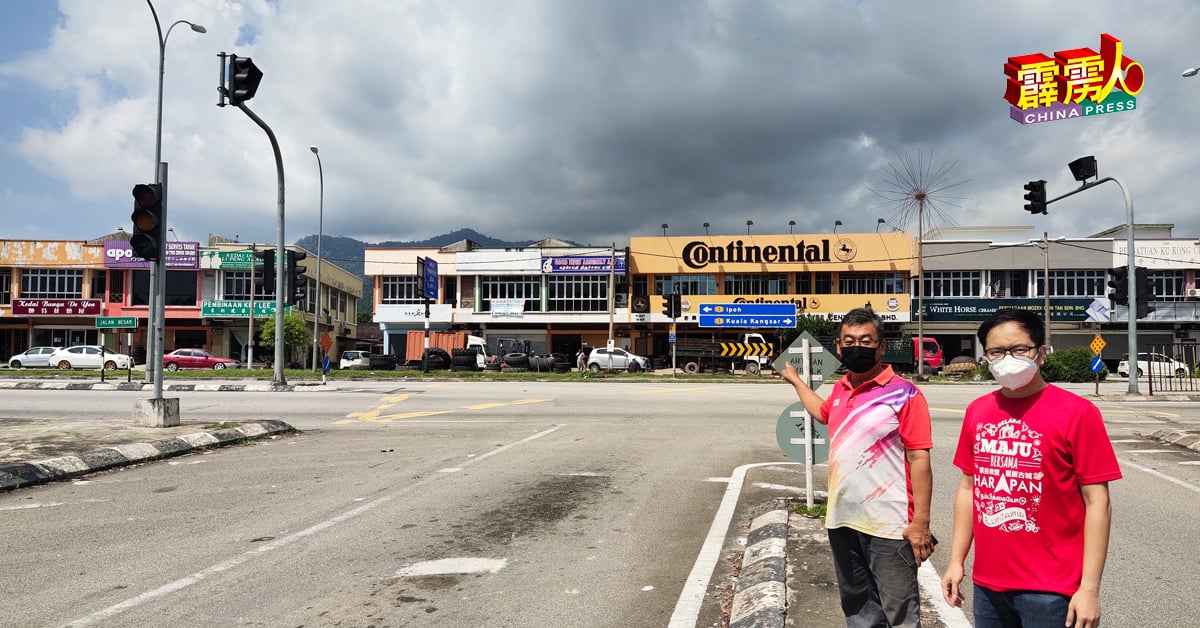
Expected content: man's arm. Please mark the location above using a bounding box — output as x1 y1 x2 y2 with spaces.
941 474 974 608
779 362 827 423
1066 482 1112 628
903 448 934 565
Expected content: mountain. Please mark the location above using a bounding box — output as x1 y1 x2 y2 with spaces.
293 228 532 313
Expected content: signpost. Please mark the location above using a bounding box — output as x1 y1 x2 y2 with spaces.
95 317 137 329
1091 334 1106 395
774 331 841 507
201 300 279 318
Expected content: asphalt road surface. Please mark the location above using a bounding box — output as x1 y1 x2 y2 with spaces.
1 380 1198 627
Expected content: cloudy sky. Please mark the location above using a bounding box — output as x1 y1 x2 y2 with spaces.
1 0 1198 247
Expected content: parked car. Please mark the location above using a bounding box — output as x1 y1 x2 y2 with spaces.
339 350 370 370
163 348 242 371
47 345 132 370
1117 352 1190 378
587 347 651 373
7 346 60 369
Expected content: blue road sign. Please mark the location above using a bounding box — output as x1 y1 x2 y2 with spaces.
699 314 796 328
1090 355 1103 373
669 333 676 343
423 257 439 301
698 303 798 317
322 355 331 374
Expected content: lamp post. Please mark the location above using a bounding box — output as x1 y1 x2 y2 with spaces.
310 145 324 371
1029 232 1066 348
146 0 204 396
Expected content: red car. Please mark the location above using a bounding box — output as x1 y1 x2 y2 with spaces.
162 349 242 371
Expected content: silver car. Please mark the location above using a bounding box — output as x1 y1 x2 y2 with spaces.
47 345 132 370
7 346 60 369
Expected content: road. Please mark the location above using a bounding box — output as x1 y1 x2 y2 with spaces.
0 380 1198 627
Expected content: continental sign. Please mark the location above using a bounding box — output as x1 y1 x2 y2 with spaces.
630 233 913 274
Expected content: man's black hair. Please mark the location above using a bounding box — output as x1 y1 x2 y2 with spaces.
976 308 1045 346
840 307 883 338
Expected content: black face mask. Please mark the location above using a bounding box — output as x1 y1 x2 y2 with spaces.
840 345 879 374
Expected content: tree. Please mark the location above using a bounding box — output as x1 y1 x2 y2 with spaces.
256 312 312 364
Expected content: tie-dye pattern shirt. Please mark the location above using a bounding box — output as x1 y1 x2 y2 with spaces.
819 365 932 539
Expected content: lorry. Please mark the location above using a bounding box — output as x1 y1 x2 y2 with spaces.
400 330 491 371
882 336 944 375
673 333 774 375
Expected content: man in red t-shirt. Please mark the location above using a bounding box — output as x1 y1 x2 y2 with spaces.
941 309 1121 628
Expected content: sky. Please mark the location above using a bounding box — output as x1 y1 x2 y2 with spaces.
1 0 1199 248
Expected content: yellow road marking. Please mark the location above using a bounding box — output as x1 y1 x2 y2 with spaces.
510 399 550 405
465 403 509 410
380 394 410 403
336 410 455 424
929 407 966 415
1106 419 1167 424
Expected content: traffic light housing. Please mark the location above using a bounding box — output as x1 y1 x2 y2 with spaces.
255 249 276 291
1135 266 1155 319
285 250 308 306
661 294 673 317
1023 179 1047 214
130 183 164 261
228 55 263 106
1106 267 1128 305
666 293 682 318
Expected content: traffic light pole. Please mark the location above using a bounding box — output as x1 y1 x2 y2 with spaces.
236 102 288 385
153 163 168 399
1041 175 1139 395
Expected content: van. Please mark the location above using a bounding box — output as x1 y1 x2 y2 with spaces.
340 350 370 370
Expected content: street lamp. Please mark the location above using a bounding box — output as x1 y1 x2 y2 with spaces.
703 222 710 236
1183 67 1199 77
310 145 324 372
661 223 668 236
788 220 796 234
876 218 886 232
833 220 843 234
146 0 204 397
746 220 753 235
1029 233 1067 348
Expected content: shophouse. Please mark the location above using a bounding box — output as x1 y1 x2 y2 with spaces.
1 234 361 367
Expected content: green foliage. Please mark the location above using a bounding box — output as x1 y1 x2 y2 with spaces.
777 315 840 352
1041 346 1107 383
256 312 311 354
789 498 828 518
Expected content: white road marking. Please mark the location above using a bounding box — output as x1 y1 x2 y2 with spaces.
1124 449 1177 454
703 477 731 483
1110 439 1144 443
395 557 506 577
1120 457 1200 495
669 462 797 628
65 425 564 627
1178 461 1200 466
917 562 972 628
0 498 108 512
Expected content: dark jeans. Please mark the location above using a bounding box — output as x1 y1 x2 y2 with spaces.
973 584 1070 628
827 526 920 628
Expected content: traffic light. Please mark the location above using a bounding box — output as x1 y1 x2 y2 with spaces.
1134 266 1155 319
1106 267 1128 305
228 55 263 106
255 249 275 290
669 293 682 318
285 250 308 306
1023 179 1047 214
130 183 164 261
661 294 674 317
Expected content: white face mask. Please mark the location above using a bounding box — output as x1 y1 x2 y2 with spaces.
988 354 1040 389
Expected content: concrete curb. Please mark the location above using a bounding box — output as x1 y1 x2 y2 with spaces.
1151 429 1200 453
0 381 295 392
730 499 789 628
0 419 295 492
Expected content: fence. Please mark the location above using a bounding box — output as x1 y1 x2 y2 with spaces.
1139 343 1200 394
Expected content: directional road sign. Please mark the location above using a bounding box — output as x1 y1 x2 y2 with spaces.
772 331 841 389
698 303 798 316
698 314 796 328
1090 334 1106 355
776 401 829 464
1090 356 1104 373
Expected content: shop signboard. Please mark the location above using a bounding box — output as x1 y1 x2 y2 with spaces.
917 298 1108 323
200 300 279 317
104 241 199 269
541 254 627 274
13 299 102 316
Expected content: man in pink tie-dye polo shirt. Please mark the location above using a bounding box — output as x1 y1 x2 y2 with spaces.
781 307 934 628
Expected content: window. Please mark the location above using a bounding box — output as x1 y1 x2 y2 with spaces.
223 270 275 301
108 270 124 303
480 275 541 312
547 275 609 312
654 274 717 296
980 270 1027 298
725 274 788 295
1039 270 1105 297
20 269 83 299
129 270 197 306
0 269 10 304
814 272 832 294
91 271 106 301
922 271 982 298
795 272 811 294
381 276 422 304
840 272 906 295
1148 269 1185 300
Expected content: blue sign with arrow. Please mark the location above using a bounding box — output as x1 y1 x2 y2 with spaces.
698 303 798 316
699 314 796 328
1090 356 1103 373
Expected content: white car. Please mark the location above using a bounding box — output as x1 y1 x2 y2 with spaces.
586 347 651 373
1117 352 1190 378
7 346 60 369
340 350 370 370
47 345 132 371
